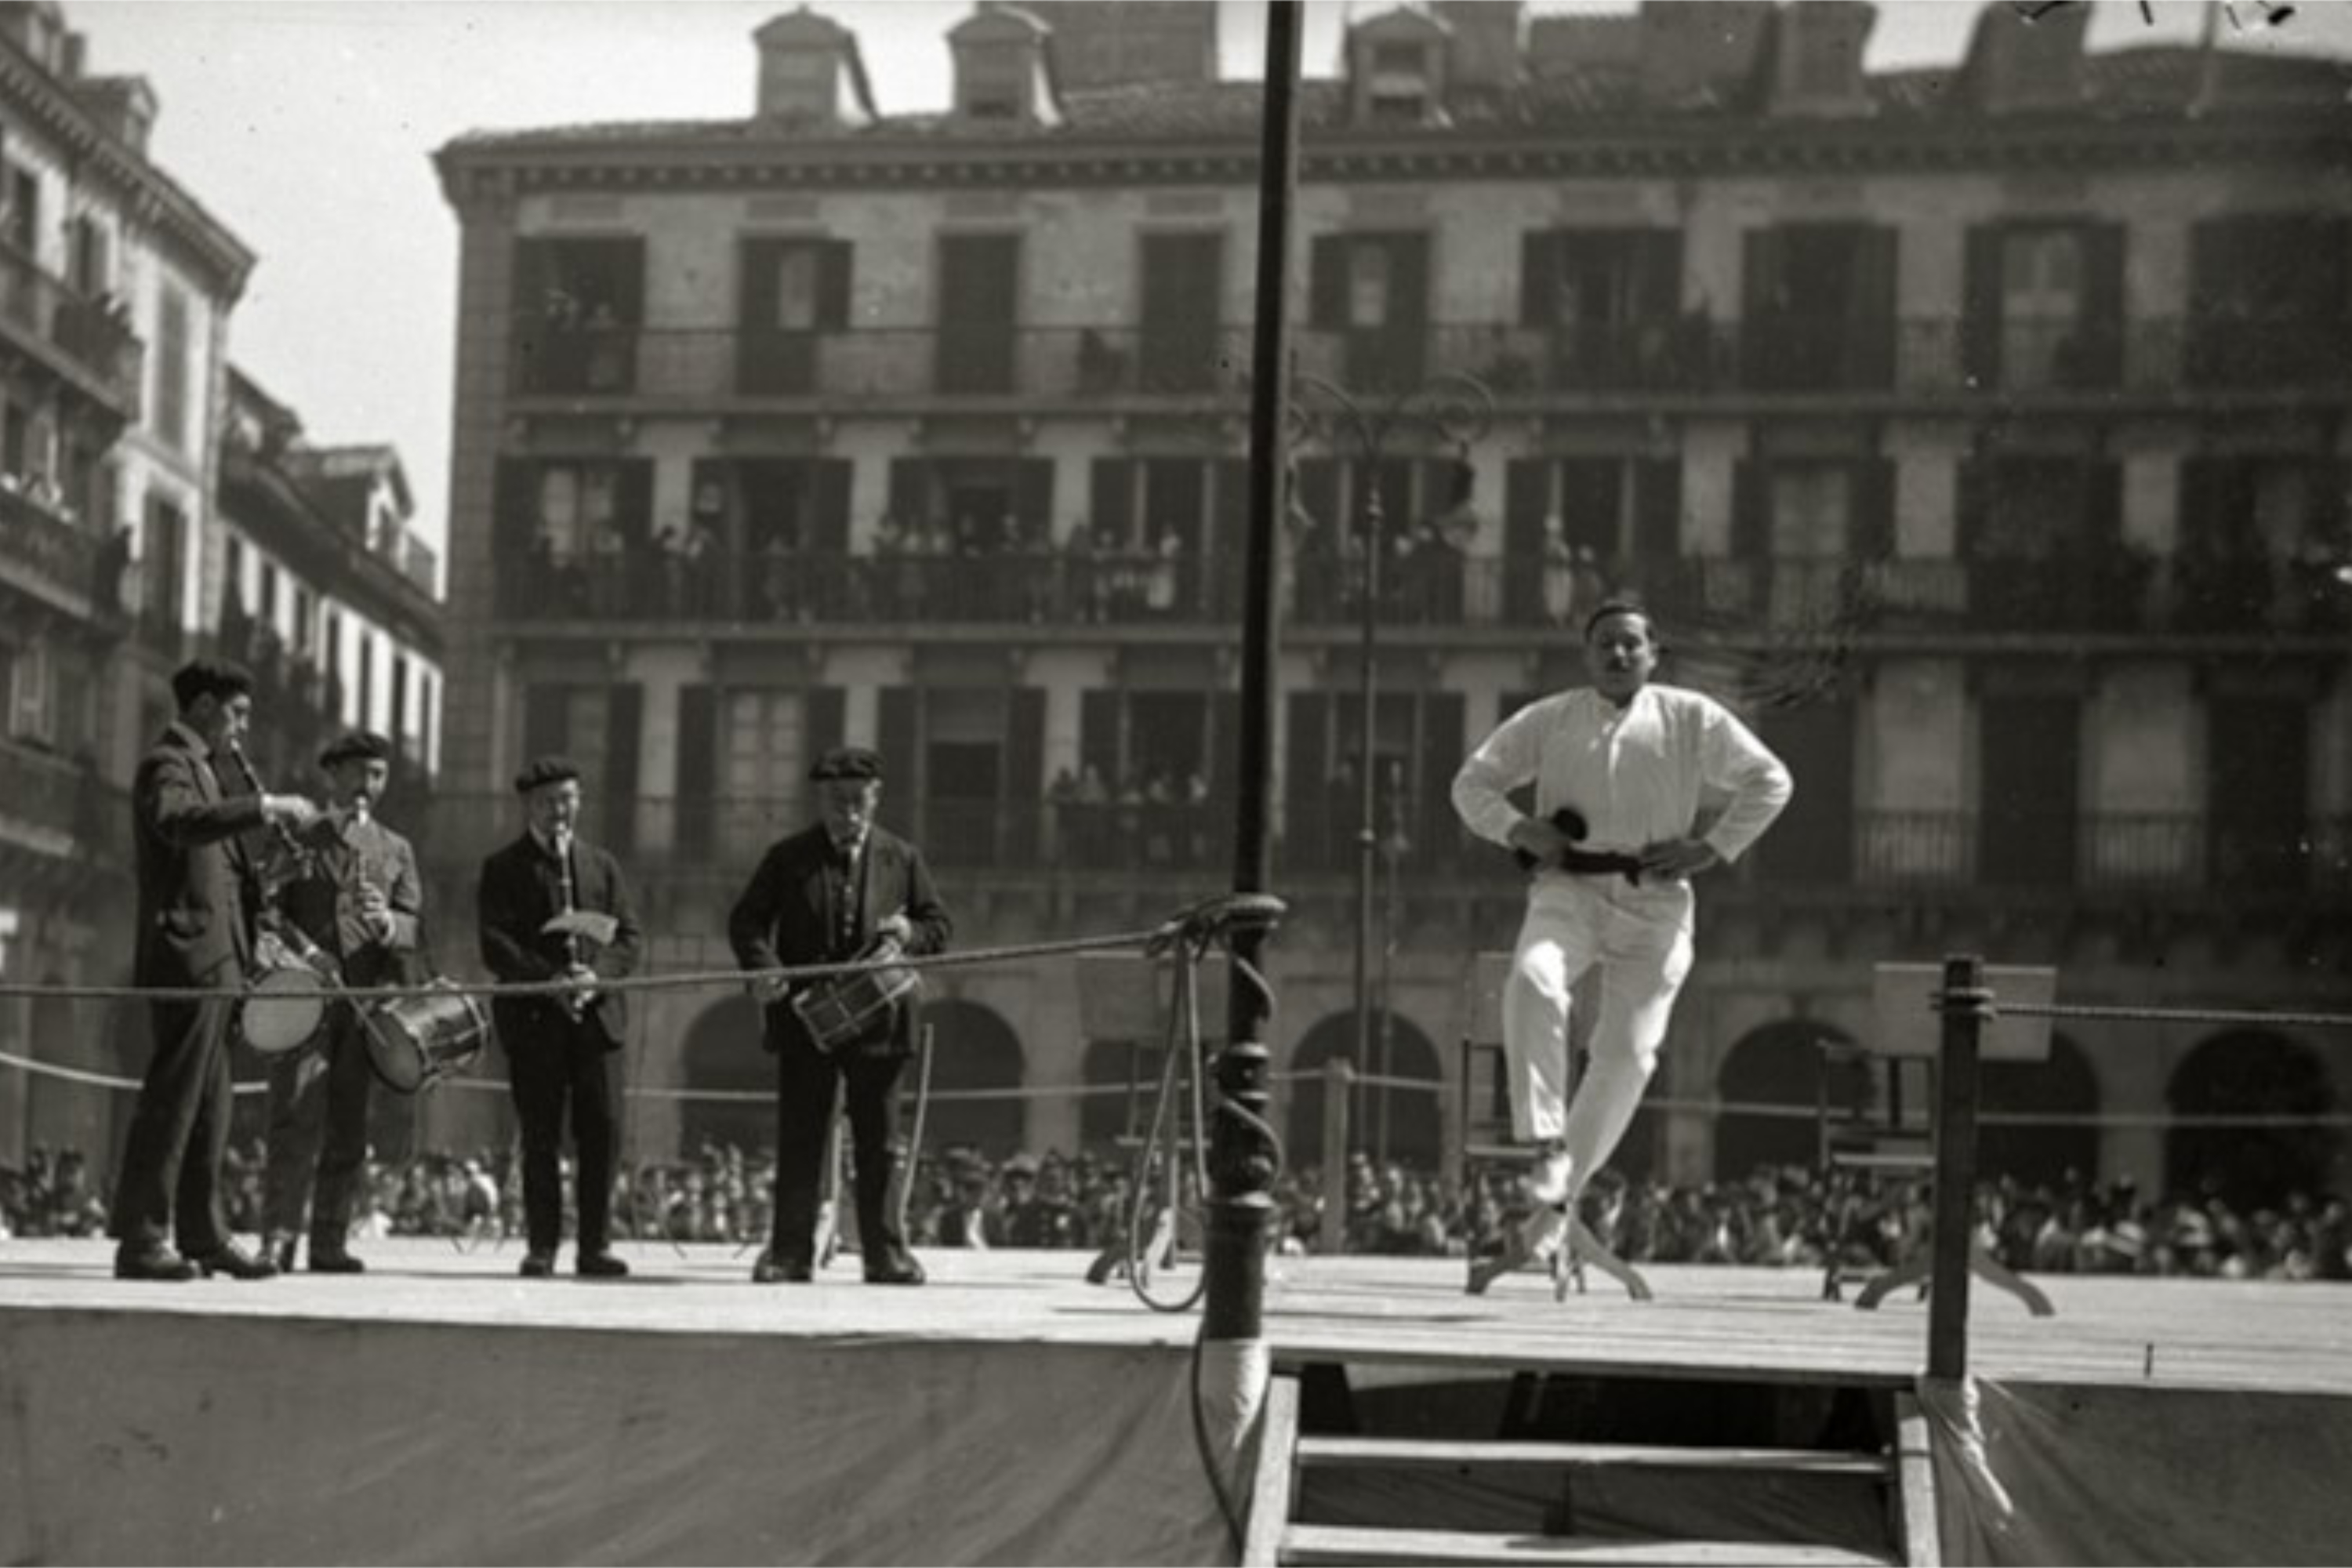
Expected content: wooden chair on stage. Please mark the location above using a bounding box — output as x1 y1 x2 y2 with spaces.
1827 964 2057 1318
1457 951 1651 1301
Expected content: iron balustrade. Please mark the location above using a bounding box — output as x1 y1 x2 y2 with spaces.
0 239 143 417
500 314 2352 407
0 484 102 619
0 737 127 861
488 544 2347 640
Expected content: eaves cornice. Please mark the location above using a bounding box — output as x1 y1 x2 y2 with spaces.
435 112 2347 205
0 39 256 299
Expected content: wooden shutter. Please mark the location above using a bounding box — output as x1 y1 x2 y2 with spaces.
1962 225 2003 389
675 684 717 859
1006 687 1047 860
1731 459 1767 561
887 458 927 527
604 684 641 854
492 459 535 566
1014 459 1055 543
1634 229 1683 322
1633 459 1682 561
817 239 853 329
1955 456 1986 557
1520 230 1558 325
1852 225 1897 386
1308 235 1348 328
1417 691 1466 872
521 683 569 761
616 460 655 545
2076 223 2125 387
877 687 920 802
1080 690 1121 784
1283 691 1330 875
2085 460 2122 548
739 238 782 328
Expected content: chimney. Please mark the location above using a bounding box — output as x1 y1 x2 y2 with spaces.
1345 5 1452 127
1005 2 1214 91
74 76 158 156
1962 1 2088 115
1766 1 1877 118
753 8 875 128
1432 2 1522 97
950 5 1060 126
1635 1 1773 107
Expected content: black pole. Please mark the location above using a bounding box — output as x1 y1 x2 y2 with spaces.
1928 952 1988 1381
1205 0 1302 1347
1354 484 1381 1165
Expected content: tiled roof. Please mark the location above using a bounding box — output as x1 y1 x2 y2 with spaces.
441 42 2350 157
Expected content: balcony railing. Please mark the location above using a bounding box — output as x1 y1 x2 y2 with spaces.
511 323 1258 404
413 794 2347 906
0 736 126 862
0 241 143 417
503 314 2352 408
493 546 2352 641
0 483 107 620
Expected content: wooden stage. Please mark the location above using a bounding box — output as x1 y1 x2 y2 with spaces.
4 1236 2347 1396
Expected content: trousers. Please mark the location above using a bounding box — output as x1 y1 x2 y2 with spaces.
262 1008 375 1244
111 994 238 1254
1503 874 1694 1192
506 1015 619 1254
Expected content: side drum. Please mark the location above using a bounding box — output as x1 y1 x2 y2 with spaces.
363 981 492 1094
242 960 328 1055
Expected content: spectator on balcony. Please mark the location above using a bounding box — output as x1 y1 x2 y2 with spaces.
1045 765 1082 858
1145 528 1181 617
682 514 720 616
757 533 794 622
1062 517 1100 623
1570 545 1610 620
94 524 132 614
1076 328 1123 395
1541 517 1575 626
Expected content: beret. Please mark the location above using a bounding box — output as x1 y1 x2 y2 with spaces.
318 730 393 769
809 746 884 783
513 754 583 794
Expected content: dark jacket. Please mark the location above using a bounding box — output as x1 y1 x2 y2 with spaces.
477 832 641 1051
132 724 266 989
280 814 428 987
728 822 951 1057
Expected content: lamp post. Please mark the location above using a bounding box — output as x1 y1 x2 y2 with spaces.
1292 372 1494 1152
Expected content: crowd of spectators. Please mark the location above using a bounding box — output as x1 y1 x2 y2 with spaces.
6 1139 2347 1283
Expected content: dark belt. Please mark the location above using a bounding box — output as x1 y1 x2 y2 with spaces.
1554 848 1644 884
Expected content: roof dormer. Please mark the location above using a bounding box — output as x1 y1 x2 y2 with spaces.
1961 0 2089 116
1767 0 1877 120
1347 5 1452 128
753 7 877 129
950 5 1062 129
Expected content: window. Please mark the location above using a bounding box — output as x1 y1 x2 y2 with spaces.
154 287 191 452
4 165 38 256
259 561 279 626
533 463 620 564
1347 245 1392 328
292 586 314 655
70 213 110 297
1768 466 1853 557
357 637 375 730
7 639 47 742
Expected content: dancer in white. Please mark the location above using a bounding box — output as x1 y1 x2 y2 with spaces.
1453 601 1791 1294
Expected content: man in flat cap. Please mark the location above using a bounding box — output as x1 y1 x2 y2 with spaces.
477 754 643 1278
728 746 951 1284
113 659 320 1280
259 730 426 1273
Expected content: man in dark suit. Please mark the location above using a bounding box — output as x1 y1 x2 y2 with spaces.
476 755 643 1279
260 729 427 1274
729 746 951 1285
112 659 320 1281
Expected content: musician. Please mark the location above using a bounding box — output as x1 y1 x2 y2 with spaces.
1452 601 1791 1294
112 658 319 1281
728 746 951 1285
260 730 425 1273
477 755 643 1279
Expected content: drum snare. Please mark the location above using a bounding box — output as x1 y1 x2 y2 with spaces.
363 980 492 1094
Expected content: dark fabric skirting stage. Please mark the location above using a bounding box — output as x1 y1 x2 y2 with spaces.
4 1241 2350 1565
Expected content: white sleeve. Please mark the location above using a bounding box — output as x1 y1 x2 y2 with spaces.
1452 701 1545 848
1696 700 1793 864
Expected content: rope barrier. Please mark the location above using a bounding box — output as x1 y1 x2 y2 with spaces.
1994 1000 2352 1031
6 1049 2347 1130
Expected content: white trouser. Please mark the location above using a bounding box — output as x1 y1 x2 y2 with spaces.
1503 874 1695 1193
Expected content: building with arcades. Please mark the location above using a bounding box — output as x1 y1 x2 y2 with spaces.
428 0 2352 1207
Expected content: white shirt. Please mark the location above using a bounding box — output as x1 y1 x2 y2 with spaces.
1452 682 1792 866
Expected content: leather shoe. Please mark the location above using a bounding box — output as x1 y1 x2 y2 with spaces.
192 1243 279 1280
518 1250 557 1278
575 1250 630 1279
753 1254 813 1283
114 1243 197 1282
865 1257 927 1287
308 1245 365 1274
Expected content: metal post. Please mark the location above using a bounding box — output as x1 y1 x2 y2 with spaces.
1319 1054 1354 1255
1928 952 1989 1381
1204 0 1301 1352
1355 484 1383 1154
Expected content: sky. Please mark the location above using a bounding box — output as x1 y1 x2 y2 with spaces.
60 0 2352 583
